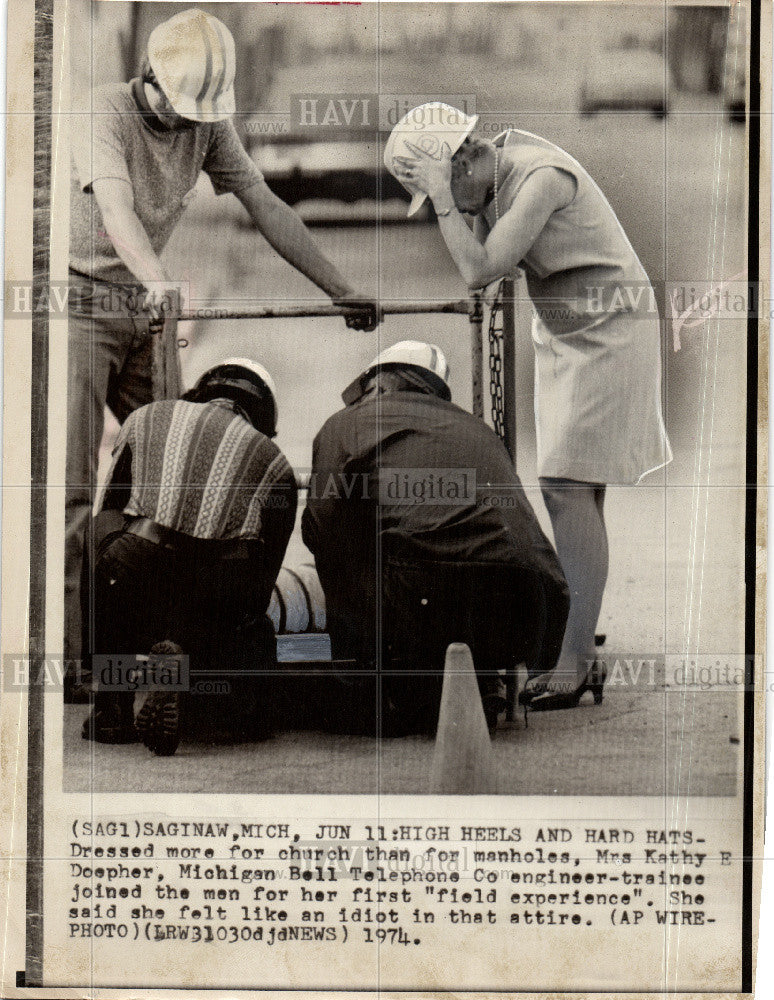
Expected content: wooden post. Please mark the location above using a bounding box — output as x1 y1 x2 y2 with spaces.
501 277 518 467
151 314 183 402
470 293 484 420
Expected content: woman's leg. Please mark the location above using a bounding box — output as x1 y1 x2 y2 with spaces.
539 478 608 685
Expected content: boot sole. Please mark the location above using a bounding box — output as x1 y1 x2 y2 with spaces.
136 690 181 756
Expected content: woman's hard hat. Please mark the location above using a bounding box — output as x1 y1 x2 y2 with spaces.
148 8 236 123
342 341 451 403
384 103 479 217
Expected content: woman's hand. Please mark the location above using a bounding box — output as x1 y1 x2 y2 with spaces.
394 140 453 204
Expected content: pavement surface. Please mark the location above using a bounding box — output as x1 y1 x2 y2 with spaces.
64 479 743 796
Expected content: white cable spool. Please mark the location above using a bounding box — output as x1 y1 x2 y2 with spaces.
294 563 327 631
267 563 327 634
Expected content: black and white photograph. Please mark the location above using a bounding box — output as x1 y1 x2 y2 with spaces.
0 0 767 994
59 1 751 797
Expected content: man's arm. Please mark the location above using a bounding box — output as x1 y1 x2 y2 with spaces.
90 178 165 284
90 178 174 318
235 180 352 298
204 120 379 329
236 181 380 331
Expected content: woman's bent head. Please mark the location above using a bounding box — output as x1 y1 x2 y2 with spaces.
449 135 498 215
384 102 479 215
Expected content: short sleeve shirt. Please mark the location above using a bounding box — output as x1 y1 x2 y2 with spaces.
70 79 264 284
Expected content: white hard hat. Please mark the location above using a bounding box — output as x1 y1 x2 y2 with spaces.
214 358 277 401
368 341 450 384
384 103 479 217
342 340 451 405
194 357 278 434
148 8 236 123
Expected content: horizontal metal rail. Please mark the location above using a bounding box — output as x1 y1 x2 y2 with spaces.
176 299 472 322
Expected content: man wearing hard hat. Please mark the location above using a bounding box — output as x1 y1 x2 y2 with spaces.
66 8 379 681
302 341 569 737
81 357 297 753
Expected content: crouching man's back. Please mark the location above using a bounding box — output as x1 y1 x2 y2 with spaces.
83 359 297 751
302 341 569 736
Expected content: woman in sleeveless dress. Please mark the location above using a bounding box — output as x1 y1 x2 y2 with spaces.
389 107 671 709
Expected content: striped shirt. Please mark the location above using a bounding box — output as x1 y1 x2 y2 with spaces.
99 399 297 540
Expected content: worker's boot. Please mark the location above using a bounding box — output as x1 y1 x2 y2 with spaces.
135 642 184 756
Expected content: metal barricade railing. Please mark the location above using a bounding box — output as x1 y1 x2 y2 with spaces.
153 297 477 402
151 289 516 462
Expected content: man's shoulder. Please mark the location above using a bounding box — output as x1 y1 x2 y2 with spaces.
122 398 178 433
231 418 294 477
382 392 480 425
203 116 253 163
137 398 217 430
319 403 353 429
385 393 512 457
336 393 505 447
209 116 239 141
248 436 297 491
122 398 162 424
439 397 512 447
88 81 135 115
314 404 358 443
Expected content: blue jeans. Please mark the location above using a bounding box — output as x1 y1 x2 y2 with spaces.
65 273 154 674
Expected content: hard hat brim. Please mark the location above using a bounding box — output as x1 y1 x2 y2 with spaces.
407 191 428 217
165 87 236 123
341 363 451 406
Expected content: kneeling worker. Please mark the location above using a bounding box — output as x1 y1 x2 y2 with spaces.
82 358 297 753
302 341 569 736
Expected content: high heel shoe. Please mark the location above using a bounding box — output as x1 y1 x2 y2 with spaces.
524 659 607 712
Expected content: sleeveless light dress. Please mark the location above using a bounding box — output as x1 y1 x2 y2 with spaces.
475 129 672 485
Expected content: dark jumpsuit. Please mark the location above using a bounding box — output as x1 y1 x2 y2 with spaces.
302 389 569 734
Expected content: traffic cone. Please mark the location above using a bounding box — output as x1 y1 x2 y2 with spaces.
429 643 499 794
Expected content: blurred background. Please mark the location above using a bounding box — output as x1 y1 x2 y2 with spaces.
67 3 752 695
